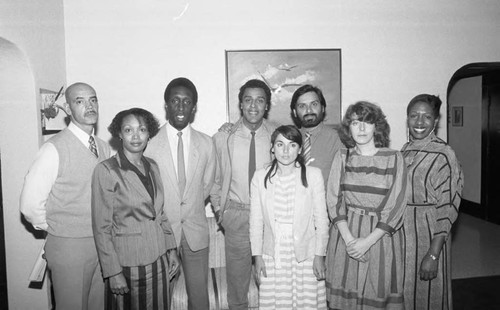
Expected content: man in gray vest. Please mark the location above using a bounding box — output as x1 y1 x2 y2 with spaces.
20 82 110 310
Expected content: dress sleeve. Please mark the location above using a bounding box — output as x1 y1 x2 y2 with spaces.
375 151 408 234
431 148 464 238
91 163 122 278
327 150 347 226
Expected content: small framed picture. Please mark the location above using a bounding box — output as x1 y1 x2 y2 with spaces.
451 106 463 127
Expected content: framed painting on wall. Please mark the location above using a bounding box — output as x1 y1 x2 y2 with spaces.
225 49 341 126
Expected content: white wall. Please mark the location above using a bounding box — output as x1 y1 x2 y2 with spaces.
62 0 500 150
448 76 482 203
0 0 66 309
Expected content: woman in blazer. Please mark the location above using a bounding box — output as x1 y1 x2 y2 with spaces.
250 125 329 310
92 108 180 310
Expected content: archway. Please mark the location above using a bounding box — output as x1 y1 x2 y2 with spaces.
0 37 49 309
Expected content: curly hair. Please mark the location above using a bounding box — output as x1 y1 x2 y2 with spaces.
264 125 308 188
108 108 160 139
339 101 390 148
407 94 441 119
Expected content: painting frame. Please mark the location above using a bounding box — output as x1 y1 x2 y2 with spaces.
225 48 342 126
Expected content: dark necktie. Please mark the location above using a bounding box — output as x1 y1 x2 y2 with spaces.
177 132 186 195
249 131 256 189
303 132 312 165
88 136 98 157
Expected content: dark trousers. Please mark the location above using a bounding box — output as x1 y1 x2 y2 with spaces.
179 232 209 310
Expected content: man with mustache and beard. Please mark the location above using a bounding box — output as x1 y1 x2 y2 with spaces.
290 85 343 186
146 77 216 310
20 82 110 310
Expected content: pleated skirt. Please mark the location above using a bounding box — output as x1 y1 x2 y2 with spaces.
259 223 327 310
326 211 405 310
105 254 170 310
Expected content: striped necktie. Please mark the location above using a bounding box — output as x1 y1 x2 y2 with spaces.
177 132 186 195
303 132 312 165
88 136 98 157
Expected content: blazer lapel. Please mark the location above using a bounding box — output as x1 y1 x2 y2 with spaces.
293 168 305 227
184 131 200 195
265 175 276 233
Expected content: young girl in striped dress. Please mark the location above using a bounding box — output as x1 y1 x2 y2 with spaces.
250 125 330 309
325 101 408 309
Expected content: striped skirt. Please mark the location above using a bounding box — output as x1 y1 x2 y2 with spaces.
105 254 170 310
259 223 326 310
326 211 405 310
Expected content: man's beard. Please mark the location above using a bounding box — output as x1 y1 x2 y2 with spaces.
300 113 324 128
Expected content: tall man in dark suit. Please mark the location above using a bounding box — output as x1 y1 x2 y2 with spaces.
290 84 343 185
145 77 216 310
211 79 277 309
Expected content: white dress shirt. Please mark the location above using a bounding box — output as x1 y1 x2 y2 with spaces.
165 122 191 178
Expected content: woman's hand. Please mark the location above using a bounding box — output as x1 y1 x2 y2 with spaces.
419 254 439 281
168 249 181 280
253 256 267 286
346 238 371 260
109 273 129 295
313 255 326 280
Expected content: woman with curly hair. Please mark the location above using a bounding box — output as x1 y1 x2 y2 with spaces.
92 108 180 309
325 101 408 309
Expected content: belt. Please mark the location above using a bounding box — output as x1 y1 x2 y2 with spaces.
226 199 250 211
347 206 378 217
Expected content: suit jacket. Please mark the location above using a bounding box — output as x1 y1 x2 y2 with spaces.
145 124 216 251
91 153 176 278
249 166 330 263
210 118 277 218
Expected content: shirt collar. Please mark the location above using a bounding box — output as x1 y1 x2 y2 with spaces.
117 147 151 173
68 122 94 146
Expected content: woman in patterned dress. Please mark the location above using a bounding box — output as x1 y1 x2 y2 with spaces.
250 125 330 309
325 101 408 309
401 94 464 310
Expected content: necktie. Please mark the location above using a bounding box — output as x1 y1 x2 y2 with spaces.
248 131 256 189
303 132 312 165
177 132 186 195
89 136 98 157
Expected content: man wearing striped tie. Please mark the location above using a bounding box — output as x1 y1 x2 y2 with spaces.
290 85 343 186
20 82 110 310
211 79 277 310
